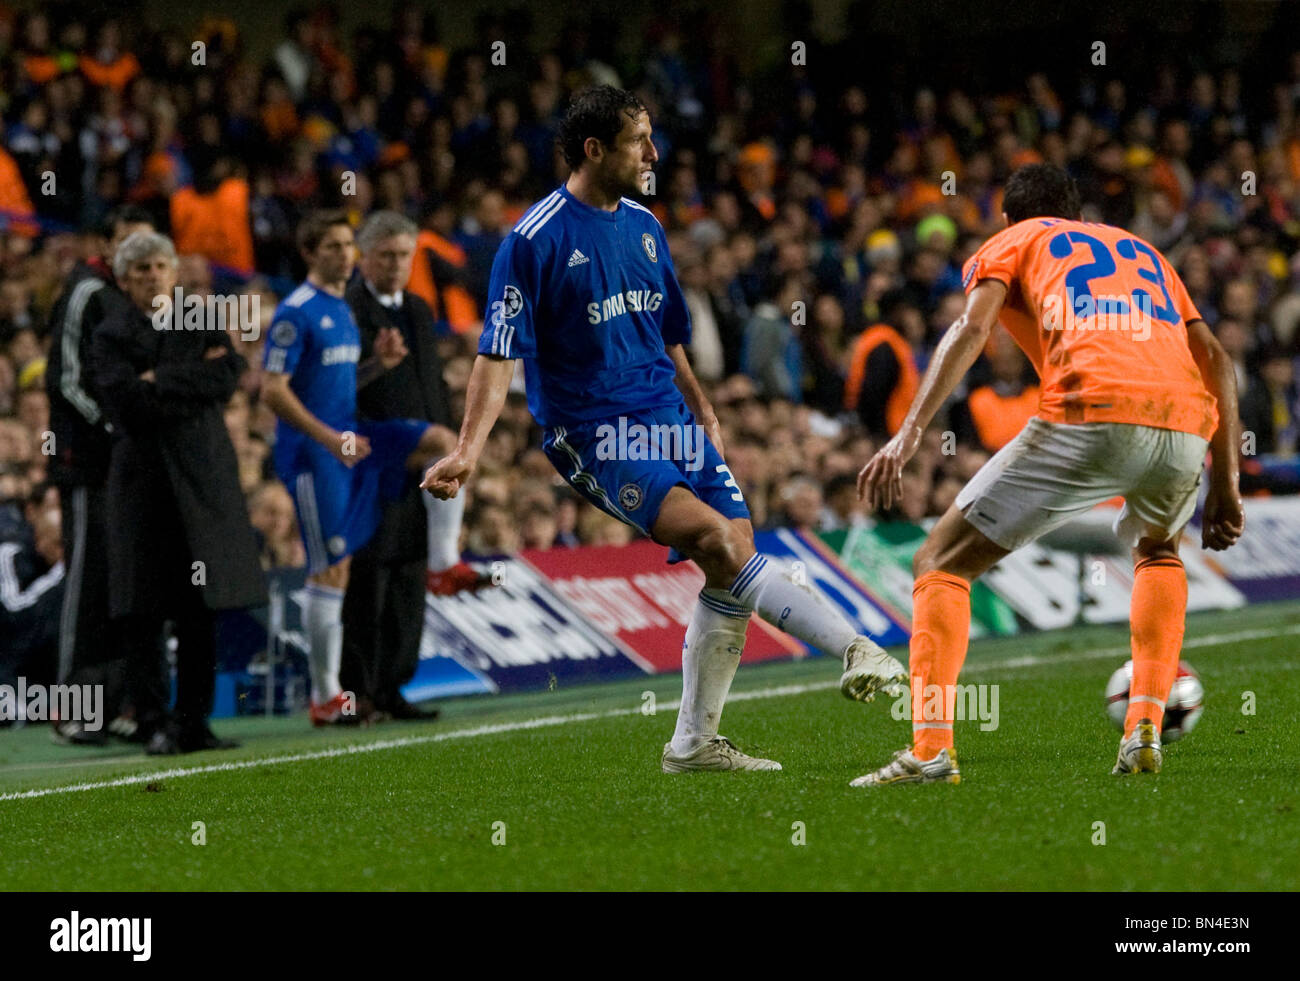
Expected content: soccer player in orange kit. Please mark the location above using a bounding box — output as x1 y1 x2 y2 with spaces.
854 163 1245 786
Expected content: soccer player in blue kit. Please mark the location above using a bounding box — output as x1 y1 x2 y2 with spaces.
262 211 457 725
422 87 906 772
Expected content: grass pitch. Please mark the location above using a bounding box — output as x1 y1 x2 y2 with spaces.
2 601 1297 891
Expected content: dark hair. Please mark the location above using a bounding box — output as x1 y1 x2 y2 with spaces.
825 473 857 498
556 85 648 170
102 204 155 238
1002 163 1082 224
27 478 54 508
297 209 353 255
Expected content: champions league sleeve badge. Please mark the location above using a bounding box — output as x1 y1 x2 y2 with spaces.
502 285 524 318
270 321 297 347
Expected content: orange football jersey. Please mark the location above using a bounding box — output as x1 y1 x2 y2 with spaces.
961 218 1218 440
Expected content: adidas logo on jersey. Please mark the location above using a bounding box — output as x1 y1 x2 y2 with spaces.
568 249 589 267
320 315 334 328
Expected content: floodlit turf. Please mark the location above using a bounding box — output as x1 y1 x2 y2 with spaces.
2 601 1298 891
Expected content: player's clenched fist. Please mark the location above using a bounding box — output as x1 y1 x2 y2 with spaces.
1200 480 1245 551
422 452 473 499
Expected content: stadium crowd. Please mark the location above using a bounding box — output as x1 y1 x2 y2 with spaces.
2 4 1300 694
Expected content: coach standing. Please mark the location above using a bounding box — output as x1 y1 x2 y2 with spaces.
341 211 456 721
45 205 154 744
91 231 267 754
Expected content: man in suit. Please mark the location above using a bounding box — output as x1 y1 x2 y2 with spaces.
343 211 481 722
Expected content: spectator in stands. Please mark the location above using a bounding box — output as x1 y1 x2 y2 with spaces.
1240 345 1299 456
821 472 867 531
950 329 1040 454
248 479 306 570
0 476 63 706
1214 317 1254 396
843 295 920 441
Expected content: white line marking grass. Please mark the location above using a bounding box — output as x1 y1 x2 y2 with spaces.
2 623 1294 802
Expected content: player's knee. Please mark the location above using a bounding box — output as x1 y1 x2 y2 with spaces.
692 519 751 582
913 539 940 578
1133 537 1179 565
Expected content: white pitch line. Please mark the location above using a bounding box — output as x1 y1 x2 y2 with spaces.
2 622 1294 802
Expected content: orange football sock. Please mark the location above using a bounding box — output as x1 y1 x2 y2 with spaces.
1125 556 1187 739
909 570 972 761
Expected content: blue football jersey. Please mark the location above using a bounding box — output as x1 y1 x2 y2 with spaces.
478 184 691 427
262 281 362 470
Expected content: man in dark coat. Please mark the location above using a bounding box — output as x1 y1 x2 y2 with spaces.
343 211 468 721
45 205 155 745
91 230 267 754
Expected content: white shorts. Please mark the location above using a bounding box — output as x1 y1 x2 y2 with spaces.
955 418 1209 551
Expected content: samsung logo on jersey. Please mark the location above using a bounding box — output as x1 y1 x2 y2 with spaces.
587 290 664 325
321 344 361 366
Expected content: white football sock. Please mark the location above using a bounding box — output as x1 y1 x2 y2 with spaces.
424 491 465 572
670 588 750 756
728 553 857 656
303 583 344 703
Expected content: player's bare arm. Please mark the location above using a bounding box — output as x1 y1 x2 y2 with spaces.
260 370 371 467
356 326 409 390
666 343 725 459
420 353 515 499
858 279 1008 510
1186 319 1245 551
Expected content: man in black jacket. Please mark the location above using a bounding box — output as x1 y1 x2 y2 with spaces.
45 205 155 745
343 211 475 720
91 230 268 754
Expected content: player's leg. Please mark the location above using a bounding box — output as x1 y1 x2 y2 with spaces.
1112 535 1182 774
304 555 352 724
651 491 771 768
1111 426 1207 774
852 506 1008 786
653 489 882 658
660 423 906 685
855 420 1122 787
280 443 375 726
545 421 779 771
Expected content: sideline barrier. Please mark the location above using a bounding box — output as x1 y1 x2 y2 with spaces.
207 509 1278 713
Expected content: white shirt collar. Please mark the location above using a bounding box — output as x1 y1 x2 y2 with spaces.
366 280 403 309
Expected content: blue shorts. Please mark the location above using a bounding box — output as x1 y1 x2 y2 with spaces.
543 402 750 562
278 418 427 573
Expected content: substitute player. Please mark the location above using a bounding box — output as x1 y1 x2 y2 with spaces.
262 211 455 725
855 163 1244 786
422 86 906 773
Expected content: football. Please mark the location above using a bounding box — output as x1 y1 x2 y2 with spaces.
1105 660 1205 742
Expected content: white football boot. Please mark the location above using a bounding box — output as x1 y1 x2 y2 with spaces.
661 736 782 773
850 747 961 787
1112 718 1162 775
839 636 908 703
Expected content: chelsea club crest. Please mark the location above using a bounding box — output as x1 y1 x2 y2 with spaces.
642 233 657 262
619 483 644 510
